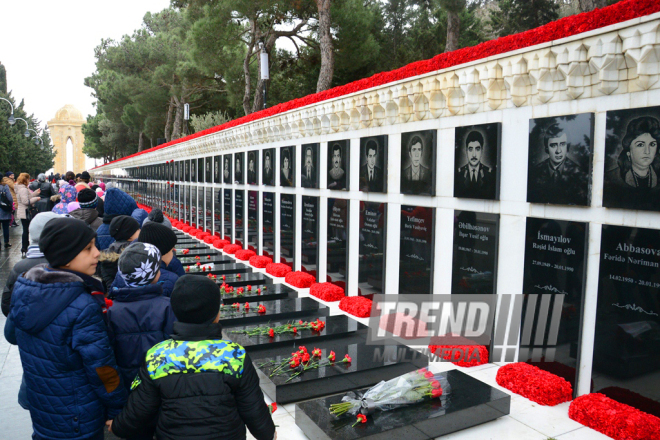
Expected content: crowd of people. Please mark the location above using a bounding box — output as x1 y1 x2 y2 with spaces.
0 171 277 440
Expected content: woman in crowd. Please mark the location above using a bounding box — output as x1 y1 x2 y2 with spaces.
15 173 41 258
2 171 17 227
0 177 13 249
34 173 57 213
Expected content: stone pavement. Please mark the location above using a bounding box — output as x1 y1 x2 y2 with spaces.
0 224 612 439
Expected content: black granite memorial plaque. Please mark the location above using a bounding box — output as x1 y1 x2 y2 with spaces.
521 217 588 387
175 242 208 250
359 202 386 298
295 370 510 440
451 210 499 295
190 185 197 226
254 340 428 404
218 272 272 288
263 148 275 186
234 152 245 184
179 255 233 266
181 248 223 258
217 297 328 327
185 263 252 277
401 130 436 196
327 198 349 285
281 194 296 267
527 113 593 206
592 225 660 413
214 155 221 184
235 189 245 247
223 154 232 184
280 146 296 187
263 192 276 258
224 189 232 240
359 136 387 193
399 206 434 294
185 160 191 182
197 187 204 229
215 189 222 238
328 140 349 191
248 191 258 251
191 158 197 183
205 156 212 183
247 150 258 185
205 187 213 233
221 283 297 305
454 123 501 200
302 196 319 280
301 143 319 188
198 157 205 183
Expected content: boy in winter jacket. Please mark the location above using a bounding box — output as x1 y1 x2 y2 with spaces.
99 216 141 292
108 275 276 440
69 188 103 231
5 217 127 440
107 242 175 390
142 208 185 276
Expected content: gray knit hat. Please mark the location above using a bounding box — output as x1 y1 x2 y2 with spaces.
118 242 161 287
29 212 61 245
142 208 172 230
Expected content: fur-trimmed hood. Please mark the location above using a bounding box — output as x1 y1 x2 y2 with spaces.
99 240 131 263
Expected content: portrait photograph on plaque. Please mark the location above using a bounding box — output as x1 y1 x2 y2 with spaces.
190 158 197 183
451 210 500 296
223 154 232 184
234 152 245 184
359 136 387 193
247 150 258 185
280 146 295 187
521 217 588 386
592 224 660 413
454 123 501 200
401 130 436 196
301 143 319 188
399 205 435 294
262 148 275 186
603 105 660 212
205 157 212 183
359 202 386 299
527 113 594 206
214 156 221 184
327 198 349 284
327 140 349 191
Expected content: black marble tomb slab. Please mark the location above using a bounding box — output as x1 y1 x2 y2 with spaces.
185 263 253 276
216 272 272 288
217 298 328 326
254 340 428 404
221 283 297 304
176 248 220 257
175 243 209 250
295 369 510 440
179 255 234 266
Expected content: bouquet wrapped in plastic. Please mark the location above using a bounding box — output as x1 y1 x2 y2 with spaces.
330 368 450 416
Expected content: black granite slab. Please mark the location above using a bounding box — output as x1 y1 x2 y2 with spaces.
220 283 297 304
254 340 428 404
295 370 510 440
185 263 252 276
216 272 272 288
225 315 367 353
216 298 328 326
175 242 209 250
179 255 233 266
176 248 219 257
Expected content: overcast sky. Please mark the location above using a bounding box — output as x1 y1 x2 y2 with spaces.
0 0 171 127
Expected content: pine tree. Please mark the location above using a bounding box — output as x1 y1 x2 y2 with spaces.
0 62 6 95
489 0 559 38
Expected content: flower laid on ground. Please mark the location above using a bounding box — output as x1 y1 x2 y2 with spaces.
257 304 266 314
247 285 252 291
310 282 345 302
235 249 256 261
268 328 274 338
428 344 489 367
329 368 450 417
268 403 277 414
265 263 292 277
312 348 322 357
328 351 336 362
496 362 572 406
258 346 351 383
284 271 316 288
569 393 660 440
224 244 241 254
230 318 326 338
339 296 372 318
352 414 367 427
181 249 190 255
250 255 273 268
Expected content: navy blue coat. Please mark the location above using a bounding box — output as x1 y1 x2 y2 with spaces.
163 256 185 277
107 280 175 391
5 265 127 440
97 189 138 250
112 266 179 298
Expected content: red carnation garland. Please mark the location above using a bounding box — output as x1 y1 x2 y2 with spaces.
310 282 345 302
182 226 191 233
223 244 241 255
94 0 660 171
428 345 489 367
265 263 292 277
496 362 572 406
569 393 660 440
235 249 256 261
213 239 230 250
249 255 273 268
284 271 316 288
339 296 372 318
203 236 213 244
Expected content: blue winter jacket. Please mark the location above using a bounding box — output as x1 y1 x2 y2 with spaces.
163 255 185 277
5 265 127 440
97 189 138 250
131 208 148 227
107 279 175 391
0 183 13 221
112 265 179 298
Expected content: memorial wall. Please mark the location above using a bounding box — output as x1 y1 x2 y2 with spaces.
96 10 660 409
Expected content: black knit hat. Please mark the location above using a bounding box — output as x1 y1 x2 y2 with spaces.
109 215 140 241
77 189 98 209
39 217 97 268
171 275 220 324
81 171 91 180
138 222 177 257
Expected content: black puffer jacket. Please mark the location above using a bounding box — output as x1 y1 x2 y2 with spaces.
111 322 275 440
98 240 131 292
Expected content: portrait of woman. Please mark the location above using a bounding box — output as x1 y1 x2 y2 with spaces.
604 109 660 211
280 146 295 187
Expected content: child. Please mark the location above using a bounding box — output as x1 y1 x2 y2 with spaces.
142 208 184 276
99 215 141 292
107 242 175 390
132 222 179 296
108 275 276 440
5 217 127 440
70 188 103 231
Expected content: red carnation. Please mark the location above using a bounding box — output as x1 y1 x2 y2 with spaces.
235 249 256 261
265 263 292 277
339 296 372 317
284 271 316 288
224 244 241 255
268 328 274 338
249 255 273 268
310 282 345 302
328 351 336 362
496 363 572 406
